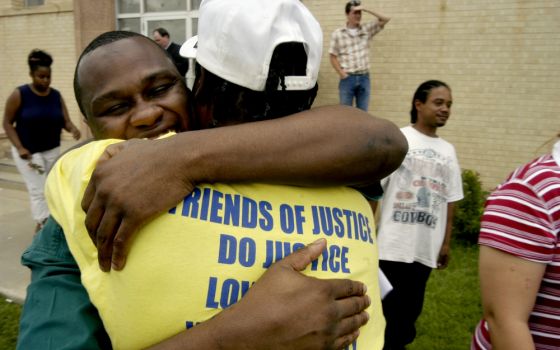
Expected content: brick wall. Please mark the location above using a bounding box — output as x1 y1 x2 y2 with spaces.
1 0 559 189
0 0 83 143
307 0 560 189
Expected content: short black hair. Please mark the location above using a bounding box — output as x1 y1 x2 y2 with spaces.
73 31 172 117
28 49 53 72
194 42 318 128
345 0 361 14
410 80 451 124
153 27 170 38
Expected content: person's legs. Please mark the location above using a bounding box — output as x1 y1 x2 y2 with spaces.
40 146 61 174
11 146 50 227
355 74 371 111
338 75 356 107
379 260 432 350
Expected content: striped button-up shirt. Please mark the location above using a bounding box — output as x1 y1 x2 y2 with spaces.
329 20 382 74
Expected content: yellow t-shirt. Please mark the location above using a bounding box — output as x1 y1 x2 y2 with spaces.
46 138 385 350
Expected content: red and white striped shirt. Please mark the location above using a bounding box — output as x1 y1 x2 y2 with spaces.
472 153 560 349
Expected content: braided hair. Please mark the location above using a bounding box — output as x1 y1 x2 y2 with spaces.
410 80 450 124
194 42 318 128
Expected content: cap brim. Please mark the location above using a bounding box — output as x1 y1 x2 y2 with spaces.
180 35 198 58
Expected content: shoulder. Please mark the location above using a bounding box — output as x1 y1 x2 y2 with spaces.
168 42 181 54
504 155 559 190
480 156 560 258
331 27 346 37
4 88 23 112
56 139 120 169
488 155 560 216
7 87 23 101
12 85 27 99
49 87 62 99
437 136 458 152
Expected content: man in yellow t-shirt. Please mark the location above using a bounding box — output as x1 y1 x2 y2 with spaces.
47 136 384 349
41 0 399 348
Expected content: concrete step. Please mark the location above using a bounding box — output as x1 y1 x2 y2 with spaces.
0 140 81 192
0 158 26 191
0 158 18 174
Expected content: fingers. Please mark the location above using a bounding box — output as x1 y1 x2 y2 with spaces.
331 312 369 350
325 278 367 300
334 293 370 319
98 143 124 162
82 182 99 240
332 330 360 350
110 219 138 271
84 195 138 271
95 212 121 272
331 296 370 349
437 255 450 269
281 238 327 271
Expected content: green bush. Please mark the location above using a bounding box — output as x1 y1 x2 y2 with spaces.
452 169 488 245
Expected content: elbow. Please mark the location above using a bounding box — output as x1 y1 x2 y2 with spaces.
374 121 407 179
2 118 12 130
329 54 338 66
361 115 408 182
380 18 391 28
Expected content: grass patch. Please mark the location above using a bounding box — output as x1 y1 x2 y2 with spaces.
0 244 481 349
409 243 482 350
0 296 21 350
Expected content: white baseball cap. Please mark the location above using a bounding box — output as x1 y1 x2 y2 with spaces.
179 35 197 59
180 0 322 92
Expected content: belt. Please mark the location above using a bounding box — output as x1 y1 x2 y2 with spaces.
347 71 368 75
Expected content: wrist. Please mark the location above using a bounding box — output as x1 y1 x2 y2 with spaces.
169 132 210 185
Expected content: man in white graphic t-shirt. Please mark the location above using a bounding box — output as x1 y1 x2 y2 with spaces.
374 80 464 350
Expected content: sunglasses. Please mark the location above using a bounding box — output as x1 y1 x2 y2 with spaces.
350 0 361 6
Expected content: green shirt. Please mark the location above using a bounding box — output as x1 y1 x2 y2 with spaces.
17 216 110 350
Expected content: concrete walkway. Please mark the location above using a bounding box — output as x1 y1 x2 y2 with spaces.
0 140 79 304
0 188 34 304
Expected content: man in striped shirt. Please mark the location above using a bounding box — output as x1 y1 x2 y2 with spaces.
472 137 560 349
329 0 390 111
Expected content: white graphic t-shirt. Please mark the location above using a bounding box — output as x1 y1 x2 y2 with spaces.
377 126 464 268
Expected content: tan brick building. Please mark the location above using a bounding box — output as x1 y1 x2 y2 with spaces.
1 0 559 189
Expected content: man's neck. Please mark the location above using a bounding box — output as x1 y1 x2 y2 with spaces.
346 22 360 29
412 124 438 138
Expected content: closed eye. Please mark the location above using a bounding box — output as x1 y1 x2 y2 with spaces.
103 103 130 116
148 81 177 99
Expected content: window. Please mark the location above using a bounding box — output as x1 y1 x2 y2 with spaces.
116 0 199 42
24 0 45 6
117 0 199 84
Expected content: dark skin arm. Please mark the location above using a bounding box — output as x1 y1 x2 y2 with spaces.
82 105 408 271
60 96 82 140
2 89 31 159
3 90 81 158
148 239 371 350
437 202 455 269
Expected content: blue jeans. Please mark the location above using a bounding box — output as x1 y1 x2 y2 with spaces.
339 73 371 111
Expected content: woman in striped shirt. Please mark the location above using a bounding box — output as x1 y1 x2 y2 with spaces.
472 135 560 349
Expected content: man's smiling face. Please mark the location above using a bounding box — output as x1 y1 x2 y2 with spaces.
77 36 190 140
